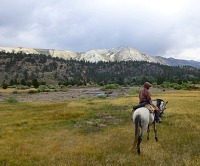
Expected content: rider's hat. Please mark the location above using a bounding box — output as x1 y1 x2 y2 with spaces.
144 82 151 89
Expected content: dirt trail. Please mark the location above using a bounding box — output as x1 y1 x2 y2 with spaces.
0 86 167 102
0 87 132 102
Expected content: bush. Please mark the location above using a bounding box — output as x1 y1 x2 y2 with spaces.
129 89 139 96
37 85 47 92
47 85 60 91
2 83 8 89
103 84 120 90
32 79 39 88
97 94 108 99
28 90 38 94
37 85 60 93
160 82 195 90
16 85 30 90
13 91 18 94
5 95 18 103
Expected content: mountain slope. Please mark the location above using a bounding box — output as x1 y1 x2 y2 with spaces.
0 46 199 68
154 56 200 68
1 51 200 85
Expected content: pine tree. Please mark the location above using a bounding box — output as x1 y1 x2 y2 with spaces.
32 79 39 88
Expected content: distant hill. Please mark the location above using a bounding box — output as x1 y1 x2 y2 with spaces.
154 56 200 69
0 46 199 68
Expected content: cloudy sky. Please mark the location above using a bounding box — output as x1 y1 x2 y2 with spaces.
0 0 200 61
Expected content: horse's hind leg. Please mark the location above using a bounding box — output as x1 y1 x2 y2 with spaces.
131 126 141 152
154 121 158 141
137 135 142 154
147 125 150 140
137 127 147 154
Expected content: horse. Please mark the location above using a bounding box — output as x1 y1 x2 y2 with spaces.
131 99 168 154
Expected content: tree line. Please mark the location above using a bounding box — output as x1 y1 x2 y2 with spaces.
0 51 200 88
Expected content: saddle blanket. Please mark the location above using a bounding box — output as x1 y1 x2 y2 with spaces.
144 104 155 113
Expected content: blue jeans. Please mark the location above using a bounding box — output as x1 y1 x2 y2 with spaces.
154 110 159 123
139 101 150 105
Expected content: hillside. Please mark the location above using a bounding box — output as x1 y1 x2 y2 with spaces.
0 51 200 85
0 46 200 68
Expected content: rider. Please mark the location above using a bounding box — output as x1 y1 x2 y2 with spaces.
139 82 161 123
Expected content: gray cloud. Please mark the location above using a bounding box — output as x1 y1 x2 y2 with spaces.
0 0 200 61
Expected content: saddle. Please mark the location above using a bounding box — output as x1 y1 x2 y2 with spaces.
133 103 155 113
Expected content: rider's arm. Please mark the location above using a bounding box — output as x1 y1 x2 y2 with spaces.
150 100 160 112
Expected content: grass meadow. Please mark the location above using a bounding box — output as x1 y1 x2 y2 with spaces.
0 90 199 165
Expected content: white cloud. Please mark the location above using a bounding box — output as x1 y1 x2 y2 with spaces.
164 47 200 62
0 0 200 61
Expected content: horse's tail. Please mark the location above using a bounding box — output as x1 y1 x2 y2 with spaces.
132 114 141 150
135 114 141 140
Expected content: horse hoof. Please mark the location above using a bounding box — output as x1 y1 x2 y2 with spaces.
147 137 149 140
155 137 158 141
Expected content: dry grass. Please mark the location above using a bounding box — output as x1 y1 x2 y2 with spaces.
0 88 37 93
0 90 199 165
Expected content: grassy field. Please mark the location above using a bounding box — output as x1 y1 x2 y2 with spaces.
0 90 199 165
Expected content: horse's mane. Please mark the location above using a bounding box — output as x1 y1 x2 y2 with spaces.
155 99 164 107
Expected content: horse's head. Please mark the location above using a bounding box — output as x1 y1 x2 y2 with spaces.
153 99 168 117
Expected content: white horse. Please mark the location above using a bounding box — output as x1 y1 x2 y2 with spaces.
132 99 168 154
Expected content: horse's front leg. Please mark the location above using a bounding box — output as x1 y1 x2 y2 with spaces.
154 121 158 141
147 125 150 140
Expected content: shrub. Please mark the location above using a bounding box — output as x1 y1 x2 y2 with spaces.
37 85 47 92
97 94 108 99
160 82 196 90
129 89 139 96
37 85 60 93
32 79 39 88
2 83 8 89
47 85 60 91
103 84 120 90
13 91 18 94
16 85 30 90
28 90 38 94
5 95 18 103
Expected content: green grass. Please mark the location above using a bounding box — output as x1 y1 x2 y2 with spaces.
0 90 199 165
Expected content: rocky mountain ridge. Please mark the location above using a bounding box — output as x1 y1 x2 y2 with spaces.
0 46 200 68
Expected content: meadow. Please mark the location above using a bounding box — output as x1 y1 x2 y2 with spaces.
0 89 199 165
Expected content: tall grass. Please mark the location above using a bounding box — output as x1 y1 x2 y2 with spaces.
0 90 199 165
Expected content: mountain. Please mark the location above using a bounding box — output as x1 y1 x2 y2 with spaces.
75 47 159 63
154 56 200 69
0 46 200 68
0 51 200 85
0 46 77 60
